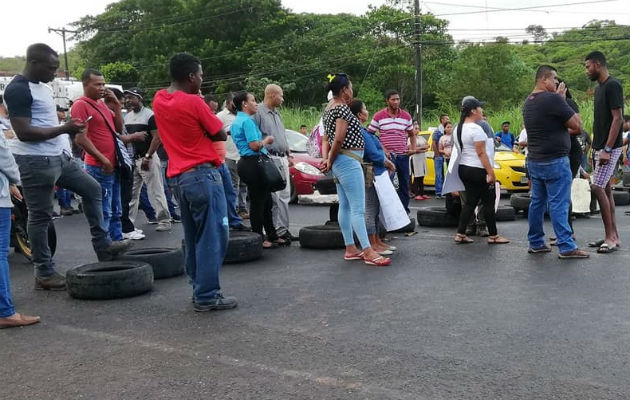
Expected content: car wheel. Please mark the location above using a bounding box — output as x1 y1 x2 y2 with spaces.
66 261 153 300
316 176 337 195
289 179 298 204
117 247 184 279
622 171 630 188
224 231 263 264
495 206 516 222
299 225 345 249
510 193 531 212
417 207 459 227
389 217 416 233
613 190 630 206
15 221 56 262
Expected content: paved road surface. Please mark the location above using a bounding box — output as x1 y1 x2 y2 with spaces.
2 197 629 399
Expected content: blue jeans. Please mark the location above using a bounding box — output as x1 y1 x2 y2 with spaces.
332 151 370 249
527 157 576 253
56 187 72 208
434 156 444 196
161 160 178 216
169 166 228 303
85 165 123 241
0 208 14 318
217 163 243 227
390 153 410 211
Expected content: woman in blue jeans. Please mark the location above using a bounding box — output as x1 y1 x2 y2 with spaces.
0 134 40 328
320 74 390 266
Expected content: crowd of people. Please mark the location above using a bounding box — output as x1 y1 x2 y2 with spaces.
0 43 627 328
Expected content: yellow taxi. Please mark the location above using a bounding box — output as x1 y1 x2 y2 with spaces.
419 131 528 192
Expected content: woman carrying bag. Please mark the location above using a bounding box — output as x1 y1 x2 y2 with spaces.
231 91 287 249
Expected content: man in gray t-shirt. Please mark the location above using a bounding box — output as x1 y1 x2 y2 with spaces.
254 84 294 240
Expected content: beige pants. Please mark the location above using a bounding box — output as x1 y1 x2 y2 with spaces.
129 154 171 226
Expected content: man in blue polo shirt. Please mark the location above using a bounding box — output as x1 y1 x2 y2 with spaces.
495 121 516 150
3 43 131 290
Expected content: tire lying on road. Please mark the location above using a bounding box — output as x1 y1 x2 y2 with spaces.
495 206 516 222
224 231 263 264
389 217 416 233
613 190 630 206
510 193 531 212
66 261 153 300
417 207 459 228
299 225 345 249
118 247 184 279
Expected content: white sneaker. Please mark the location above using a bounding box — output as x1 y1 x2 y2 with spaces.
156 222 172 232
134 228 144 234
123 230 146 240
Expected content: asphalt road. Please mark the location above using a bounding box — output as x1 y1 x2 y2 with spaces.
2 196 629 399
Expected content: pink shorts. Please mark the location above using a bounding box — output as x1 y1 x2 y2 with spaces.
591 148 622 188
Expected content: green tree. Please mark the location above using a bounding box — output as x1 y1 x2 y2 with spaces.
101 61 140 88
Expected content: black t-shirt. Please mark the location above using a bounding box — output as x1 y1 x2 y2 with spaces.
522 92 575 162
593 76 624 150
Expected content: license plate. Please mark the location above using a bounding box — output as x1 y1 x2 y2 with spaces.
520 176 529 183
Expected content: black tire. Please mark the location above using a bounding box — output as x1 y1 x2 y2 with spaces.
14 221 56 261
299 225 345 249
613 190 630 206
316 176 337 195
417 207 459 227
622 171 630 188
495 206 516 222
390 217 416 233
117 247 184 279
224 231 263 264
324 220 339 226
510 193 531 212
66 261 153 300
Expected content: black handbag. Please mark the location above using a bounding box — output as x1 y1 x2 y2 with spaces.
260 154 286 192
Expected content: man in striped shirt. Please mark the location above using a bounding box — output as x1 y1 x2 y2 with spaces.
368 90 416 212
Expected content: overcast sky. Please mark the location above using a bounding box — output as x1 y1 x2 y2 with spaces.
1 0 628 57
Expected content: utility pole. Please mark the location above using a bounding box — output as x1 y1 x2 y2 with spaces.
413 0 422 128
48 27 76 80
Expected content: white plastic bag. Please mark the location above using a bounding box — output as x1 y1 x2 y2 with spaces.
373 172 410 231
571 178 591 213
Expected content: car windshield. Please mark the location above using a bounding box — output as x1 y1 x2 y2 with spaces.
495 142 512 152
285 130 308 153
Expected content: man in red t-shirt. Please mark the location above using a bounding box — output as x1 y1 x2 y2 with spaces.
72 69 129 245
153 53 236 312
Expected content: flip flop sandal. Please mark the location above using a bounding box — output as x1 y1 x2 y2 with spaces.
377 249 393 256
488 236 510 244
364 256 391 266
263 241 278 249
454 234 474 244
597 243 618 254
344 252 364 261
588 239 605 248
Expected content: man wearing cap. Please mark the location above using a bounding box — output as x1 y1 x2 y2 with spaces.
124 87 172 232
494 121 517 151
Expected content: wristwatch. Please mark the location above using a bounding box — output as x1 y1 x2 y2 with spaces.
604 146 613 154
144 153 151 159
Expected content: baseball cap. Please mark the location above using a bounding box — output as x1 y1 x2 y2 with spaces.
123 87 144 100
461 95 484 110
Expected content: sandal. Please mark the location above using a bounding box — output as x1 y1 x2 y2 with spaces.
588 239 605 248
364 255 391 267
344 251 364 261
454 233 474 244
597 242 618 254
273 238 290 247
263 240 278 249
488 235 510 244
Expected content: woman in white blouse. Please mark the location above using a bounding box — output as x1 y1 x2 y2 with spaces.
454 97 509 244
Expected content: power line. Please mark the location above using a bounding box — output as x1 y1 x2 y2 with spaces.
432 0 618 16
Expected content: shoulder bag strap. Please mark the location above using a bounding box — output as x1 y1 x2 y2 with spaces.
78 99 119 143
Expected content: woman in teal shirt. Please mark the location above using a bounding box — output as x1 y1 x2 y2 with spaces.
231 91 285 248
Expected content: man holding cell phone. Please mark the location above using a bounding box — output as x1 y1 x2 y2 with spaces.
3 44 131 291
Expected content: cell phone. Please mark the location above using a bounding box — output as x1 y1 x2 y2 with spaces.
84 115 93 123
